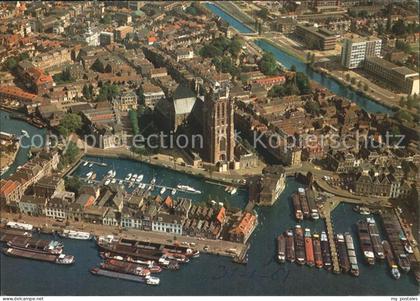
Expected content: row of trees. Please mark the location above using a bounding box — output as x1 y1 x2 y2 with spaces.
344 74 369 92
129 109 140 136
399 94 420 111
199 36 242 59
268 70 311 98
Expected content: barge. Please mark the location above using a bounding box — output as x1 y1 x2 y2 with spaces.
305 189 319 220
304 228 314 267
3 247 74 264
356 220 375 265
285 230 295 263
292 193 303 221
336 234 350 273
298 188 310 219
59 229 92 240
312 233 323 269
382 240 400 280
320 231 332 271
294 225 306 265
90 267 160 285
101 260 151 277
366 217 385 260
344 233 359 277
277 234 286 263
6 236 63 255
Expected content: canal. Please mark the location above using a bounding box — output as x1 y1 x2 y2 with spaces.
205 3 393 115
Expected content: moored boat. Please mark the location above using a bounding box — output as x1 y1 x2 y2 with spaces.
304 228 314 267
7 236 63 255
59 229 91 240
3 247 74 264
294 225 305 265
357 220 375 265
336 233 350 273
277 234 286 263
312 233 323 269
292 193 303 221
298 188 310 219
344 232 359 277
90 267 160 285
320 231 332 271
397 254 410 273
367 217 385 260
285 230 295 263
382 240 400 279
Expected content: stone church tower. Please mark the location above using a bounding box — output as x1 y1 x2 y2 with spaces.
202 83 235 166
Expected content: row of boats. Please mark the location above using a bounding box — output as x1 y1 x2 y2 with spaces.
0 228 75 265
277 225 331 270
292 188 319 221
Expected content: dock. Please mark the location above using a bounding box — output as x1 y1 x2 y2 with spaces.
323 205 341 274
233 242 250 264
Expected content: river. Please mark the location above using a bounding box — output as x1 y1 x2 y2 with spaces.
0 110 46 179
205 3 393 115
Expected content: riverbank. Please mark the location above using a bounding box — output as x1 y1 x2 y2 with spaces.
259 37 308 63
1 212 247 259
209 2 256 32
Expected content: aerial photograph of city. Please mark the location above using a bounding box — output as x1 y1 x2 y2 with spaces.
0 1 419 299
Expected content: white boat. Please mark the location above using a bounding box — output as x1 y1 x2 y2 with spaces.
230 187 237 195
86 171 93 179
177 184 201 194
128 182 134 188
145 275 160 286
160 187 166 194
125 173 132 181
112 170 116 177
104 179 111 185
118 180 123 185
136 178 142 183
107 170 113 176
111 179 116 184
151 177 156 184
138 175 144 181
89 163 93 167
83 161 88 167
21 130 29 137
7 221 33 231
60 229 91 240
171 189 176 195
132 174 138 179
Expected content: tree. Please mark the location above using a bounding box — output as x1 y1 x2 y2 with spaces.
96 83 120 102
129 109 140 135
295 72 311 94
350 77 356 85
4 57 17 71
290 65 296 72
395 110 414 123
305 100 321 115
392 19 407 36
259 52 278 75
357 81 363 89
58 141 80 170
256 7 269 19
64 177 82 195
82 84 92 100
185 5 198 15
58 113 82 137
363 83 369 91
345 73 351 81
228 38 242 57
377 23 384 35
399 96 406 107
101 14 112 25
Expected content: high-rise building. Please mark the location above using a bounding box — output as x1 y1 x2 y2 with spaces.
340 37 382 69
203 84 235 166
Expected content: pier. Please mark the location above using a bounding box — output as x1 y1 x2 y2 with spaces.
322 199 341 274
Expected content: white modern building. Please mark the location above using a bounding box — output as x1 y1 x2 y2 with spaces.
341 37 382 69
152 213 183 235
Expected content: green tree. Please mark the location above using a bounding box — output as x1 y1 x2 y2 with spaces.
5 57 17 71
129 109 140 135
392 19 407 36
64 177 82 195
296 72 311 94
228 38 242 57
350 77 356 85
395 110 414 123
386 18 392 33
363 83 369 91
256 7 269 19
399 96 406 107
58 141 80 170
82 84 92 99
58 113 82 137
305 100 321 115
259 52 278 75
96 83 120 101
345 73 351 81
101 14 112 25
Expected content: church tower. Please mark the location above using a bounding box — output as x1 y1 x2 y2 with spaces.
202 83 235 166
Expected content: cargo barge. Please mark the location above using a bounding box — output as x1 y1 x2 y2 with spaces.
356 220 375 265
382 240 400 280
100 251 177 270
292 193 303 221
101 260 151 277
3 247 74 264
0 228 32 243
312 233 323 269
6 236 63 255
298 188 310 219
294 225 305 265
285 230 295 263
381 212 410 272
305 189 319 220
320 231 332 271
90 267 160 285
336 234 350 273
344 233 359 277
366 217 385 260
277 234 286 263
304 228 314 267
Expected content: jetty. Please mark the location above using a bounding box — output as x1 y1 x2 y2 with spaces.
322 199 341 274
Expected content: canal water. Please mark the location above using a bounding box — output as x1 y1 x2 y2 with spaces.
205 3 393 115
0 110 46 179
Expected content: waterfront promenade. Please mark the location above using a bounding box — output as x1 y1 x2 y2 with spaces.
1 212 247 258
